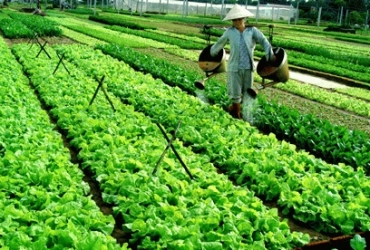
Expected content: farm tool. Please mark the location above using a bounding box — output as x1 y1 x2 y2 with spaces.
153 121 194 180
88 76 116 112
28 34 52 59
249 24 289 96
194 44 227 90
53 52 71 75
248 46 290 97
194 27 289 98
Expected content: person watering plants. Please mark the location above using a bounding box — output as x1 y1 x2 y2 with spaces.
210 4 275 119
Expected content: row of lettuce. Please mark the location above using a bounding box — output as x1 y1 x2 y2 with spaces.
41 43 370 237
39 16 370 174
10 42 310 249
1 8 369 249
0 12 62 38
0 38 126 249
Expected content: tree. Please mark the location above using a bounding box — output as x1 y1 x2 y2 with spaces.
333 0 346 7
347 0 366 10
348 10 364 23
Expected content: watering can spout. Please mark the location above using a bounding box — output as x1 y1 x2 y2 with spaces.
194 79 205 90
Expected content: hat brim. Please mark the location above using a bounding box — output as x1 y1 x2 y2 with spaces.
223 7 254 21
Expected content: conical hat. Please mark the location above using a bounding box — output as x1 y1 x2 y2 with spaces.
223 4 254 21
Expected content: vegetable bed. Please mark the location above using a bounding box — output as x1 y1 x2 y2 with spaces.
9 41 311 250
2 7 370 250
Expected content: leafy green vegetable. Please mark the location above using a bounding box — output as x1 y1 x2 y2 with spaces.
350 234 367 250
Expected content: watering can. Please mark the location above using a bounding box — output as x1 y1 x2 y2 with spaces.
194 45 289 99
247 47 289 98
194 44 227 90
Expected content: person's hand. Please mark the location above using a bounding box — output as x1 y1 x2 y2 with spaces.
265 54 276 62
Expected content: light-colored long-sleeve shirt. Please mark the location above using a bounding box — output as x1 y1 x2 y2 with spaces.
210 26 273 72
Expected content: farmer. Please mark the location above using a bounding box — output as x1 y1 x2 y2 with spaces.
210 4 275 119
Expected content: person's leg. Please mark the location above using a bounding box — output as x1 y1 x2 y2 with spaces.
227 71 243 103
241 69 253 95
241 70 256 123
227 71 242 119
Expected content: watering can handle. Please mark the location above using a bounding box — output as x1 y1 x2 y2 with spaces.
267 47 280 63
275 47 281 54
271 47 280 56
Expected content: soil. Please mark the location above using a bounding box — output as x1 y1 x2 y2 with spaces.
3 36 77 47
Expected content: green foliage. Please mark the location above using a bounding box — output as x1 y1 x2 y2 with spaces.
66 8 95 15
0 38 125 250
88 14 155 30
255 97 370 173
0 18 34 38
108 25 206 49
8 12 62 37
86 43 370 235
350 234 367 250
94 41 370 175
11 42 311 250
348 11 364 25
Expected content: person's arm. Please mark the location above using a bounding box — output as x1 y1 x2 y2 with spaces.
253 28 274 61
210 30 229 57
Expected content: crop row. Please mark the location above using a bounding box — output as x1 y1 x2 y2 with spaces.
208 24 370 70
334 87 370 102
52 43 370 235
0 12 62 38
47 16 200 61
278 33 369 55
48 16 176 49
108 25 205 50
274 81 370 117
11 43 309 249
0 37 124 249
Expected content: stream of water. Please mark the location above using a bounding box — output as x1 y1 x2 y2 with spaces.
194 89 209 104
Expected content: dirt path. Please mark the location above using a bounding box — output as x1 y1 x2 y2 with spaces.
220 53 351 89
289 70 348 89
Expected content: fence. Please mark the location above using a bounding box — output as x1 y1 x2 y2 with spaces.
115 0 297 21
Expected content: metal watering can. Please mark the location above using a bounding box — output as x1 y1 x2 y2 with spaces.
194 45 289 98
247 47 290 98
194 44 227 90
